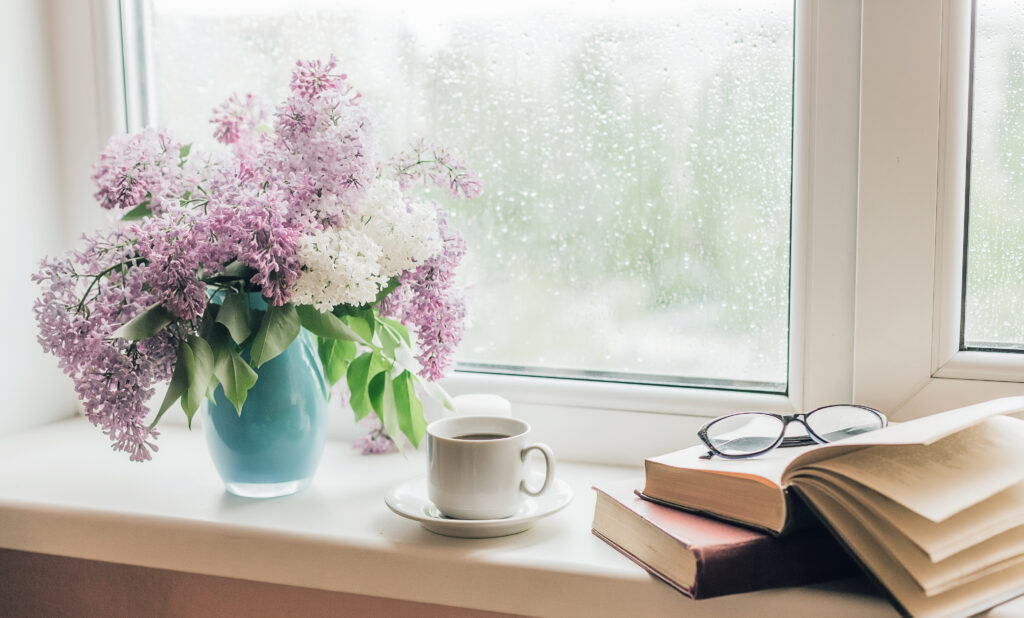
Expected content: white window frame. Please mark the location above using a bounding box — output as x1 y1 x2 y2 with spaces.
52 0 1024 464
854 0 1024 422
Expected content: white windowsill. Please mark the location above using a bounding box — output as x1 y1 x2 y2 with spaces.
0 417 910 616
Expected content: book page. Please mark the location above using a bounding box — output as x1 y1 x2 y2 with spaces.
839 396 1024 447
806 416 1024 523
794 470 1024 562
797 482 1024 617
647 442 819 489
798 477 1024 596
782 396 1024 480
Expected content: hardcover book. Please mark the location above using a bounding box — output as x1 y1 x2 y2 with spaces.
642 396 1024 617
591 479 856 599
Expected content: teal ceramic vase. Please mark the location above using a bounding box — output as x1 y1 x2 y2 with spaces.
204 293 329 498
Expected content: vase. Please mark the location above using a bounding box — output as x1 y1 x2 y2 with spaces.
204 294 329 499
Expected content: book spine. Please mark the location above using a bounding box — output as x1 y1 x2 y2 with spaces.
787 485 909 616
690 530 858 599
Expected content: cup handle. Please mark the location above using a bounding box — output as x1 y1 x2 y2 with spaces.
520 443 555 496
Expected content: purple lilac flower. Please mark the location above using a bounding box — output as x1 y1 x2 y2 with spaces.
91 129 186 213
133 208 208 321
271 86 375 228
210 93 268 159
186 190 305 307
390 139 483 200
290 55 349 100
32 231 180 462
381 208 468 381
235 202 303 306
353 415 399 455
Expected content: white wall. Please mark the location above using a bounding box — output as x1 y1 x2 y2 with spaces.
0 1 81 433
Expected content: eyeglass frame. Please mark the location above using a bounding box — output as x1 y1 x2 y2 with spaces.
697 404 888 460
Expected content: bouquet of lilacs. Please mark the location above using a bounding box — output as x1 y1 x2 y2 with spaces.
33 57 480 461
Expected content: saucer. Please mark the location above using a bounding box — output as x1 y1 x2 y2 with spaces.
385 477 573 538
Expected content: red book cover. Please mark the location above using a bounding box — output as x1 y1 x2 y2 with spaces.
592 479 857 599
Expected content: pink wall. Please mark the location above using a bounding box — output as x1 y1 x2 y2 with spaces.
0 549 520 617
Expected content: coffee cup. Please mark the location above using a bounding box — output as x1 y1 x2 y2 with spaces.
426 415 555 520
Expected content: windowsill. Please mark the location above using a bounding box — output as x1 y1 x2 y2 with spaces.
0 417 898 616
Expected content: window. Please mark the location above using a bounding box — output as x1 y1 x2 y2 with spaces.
48 0 1019 462
123 0 795 392
963 0 1024 353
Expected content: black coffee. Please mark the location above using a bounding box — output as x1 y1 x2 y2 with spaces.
454 433 508 441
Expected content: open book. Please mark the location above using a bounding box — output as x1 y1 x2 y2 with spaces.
643 396 1024 617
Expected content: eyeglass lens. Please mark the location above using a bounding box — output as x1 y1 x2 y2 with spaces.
704 413 785 456
805 405 885 441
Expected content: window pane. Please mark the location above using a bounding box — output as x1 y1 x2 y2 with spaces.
133 0 793 389
966 0 1024 351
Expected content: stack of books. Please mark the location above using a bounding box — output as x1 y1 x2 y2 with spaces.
592 397 1024 616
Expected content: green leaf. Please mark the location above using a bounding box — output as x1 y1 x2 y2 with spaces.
150 342 190 429
181 335 214 427
369 371 404 453
214 346 258 415
416 376 457 414
112 302 175 341
318 337 357 387
120 200 153 221
380 317 411 345
347 351 388 421
179 143 192 160
394 370 426 448
344 314 374 342
297 305 364 342
373 277 401 305
207 324 231 365
206 325 232 401
377 318 419 372
205 375 221 404
250 304 300 367
333 306 375 342
215 292 254 344
197 303 220 340
377 321 401 358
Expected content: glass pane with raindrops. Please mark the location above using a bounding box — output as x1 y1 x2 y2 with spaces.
966 0 1024 352
136 0 794 389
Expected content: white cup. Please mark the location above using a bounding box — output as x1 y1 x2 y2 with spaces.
426 415 555 520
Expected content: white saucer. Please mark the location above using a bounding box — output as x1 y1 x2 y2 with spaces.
385 477 573 538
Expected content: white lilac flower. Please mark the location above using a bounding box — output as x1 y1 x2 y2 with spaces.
290 228 386 311
355 180 442 280
291 180 443 312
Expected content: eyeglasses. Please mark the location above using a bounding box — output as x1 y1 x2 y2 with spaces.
698 404 887 459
